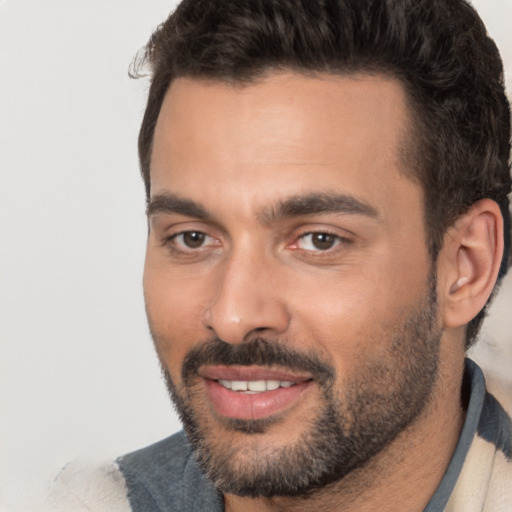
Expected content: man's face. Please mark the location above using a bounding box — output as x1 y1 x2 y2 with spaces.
144 72 441 496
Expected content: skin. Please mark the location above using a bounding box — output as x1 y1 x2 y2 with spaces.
143 72 502 511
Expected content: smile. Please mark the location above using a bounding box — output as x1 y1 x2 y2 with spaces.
199 366 313 421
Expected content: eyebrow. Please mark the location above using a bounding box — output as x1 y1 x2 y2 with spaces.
259 193 379 224
146 191 379 224
147 194 210 219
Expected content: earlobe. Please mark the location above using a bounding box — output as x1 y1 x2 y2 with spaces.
442 199 503 328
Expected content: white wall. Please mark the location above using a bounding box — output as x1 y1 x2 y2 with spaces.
0 1 182 508
1 1 511 510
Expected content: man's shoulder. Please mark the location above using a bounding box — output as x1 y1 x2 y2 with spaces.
116 431 223 512
45 459 131 512
44 432 222 512
482 367 512 419
445 362 512 512
117 430 193 481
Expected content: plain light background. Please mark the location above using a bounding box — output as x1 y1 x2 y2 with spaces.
1 0 511 509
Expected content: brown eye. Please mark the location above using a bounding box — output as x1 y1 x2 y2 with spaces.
167 230 221 255
169 231 208 250
296 231 350 253
296 232 345 252
311 233 336 250
181 231 206 248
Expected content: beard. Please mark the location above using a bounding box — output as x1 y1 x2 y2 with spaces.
154 273 441 498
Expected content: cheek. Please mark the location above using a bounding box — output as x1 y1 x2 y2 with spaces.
286 258 429 373
143 255 210 378
289 282 387 362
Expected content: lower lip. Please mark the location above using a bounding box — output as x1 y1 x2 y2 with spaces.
203 379 312 421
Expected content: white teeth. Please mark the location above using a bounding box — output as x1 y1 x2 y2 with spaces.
247 380 266 392
231 381 248 391
218 379 297 392
266 380 280 391
219 380 232 390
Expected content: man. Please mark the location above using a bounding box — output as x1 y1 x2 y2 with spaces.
51 0 512 510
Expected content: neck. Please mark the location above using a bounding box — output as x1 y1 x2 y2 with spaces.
225 356 466 512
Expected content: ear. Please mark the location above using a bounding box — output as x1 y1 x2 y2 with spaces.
440 199 504 329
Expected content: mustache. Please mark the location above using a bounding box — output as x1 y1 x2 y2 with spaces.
181 337 335 388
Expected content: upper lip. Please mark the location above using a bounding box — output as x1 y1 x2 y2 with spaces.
199 365 312 383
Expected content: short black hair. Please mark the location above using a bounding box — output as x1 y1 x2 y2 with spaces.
133 0 511 348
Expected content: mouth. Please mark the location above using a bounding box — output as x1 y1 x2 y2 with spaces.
199 365 314 421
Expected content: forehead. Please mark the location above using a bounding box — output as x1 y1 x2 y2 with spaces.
150 72 421 224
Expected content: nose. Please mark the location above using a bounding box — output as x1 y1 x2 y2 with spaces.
202 249 290 344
